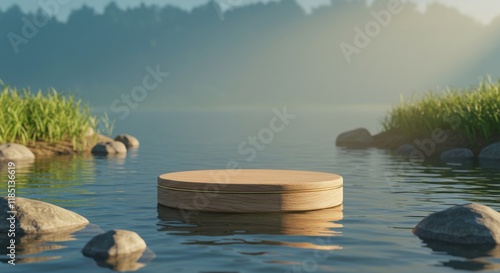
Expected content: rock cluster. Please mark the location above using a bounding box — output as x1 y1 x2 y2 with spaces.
91 141 127 155
114 134 140 148
337 127 500 163
91 133 140 155
0 197 152 271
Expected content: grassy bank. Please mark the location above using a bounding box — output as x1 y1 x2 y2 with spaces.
382 78 500 143
0 82 112 152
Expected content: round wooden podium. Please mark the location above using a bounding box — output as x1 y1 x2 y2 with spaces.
157 169 343 213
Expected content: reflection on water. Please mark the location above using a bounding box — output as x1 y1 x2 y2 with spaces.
0 159 34 170
157 204 343 250
423 240 500 271
2 111 500 273
87 248 156 272
92 153 127 161
183 238 343 251
383 158 500 206
0 225 88 264
157 204 343 237
0 155 96 190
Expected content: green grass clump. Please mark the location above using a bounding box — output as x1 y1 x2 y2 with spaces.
0 82 112 151
382 78 500 143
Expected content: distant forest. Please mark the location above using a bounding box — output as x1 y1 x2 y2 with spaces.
1 0 500 109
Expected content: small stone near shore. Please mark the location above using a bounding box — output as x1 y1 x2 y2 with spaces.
336 128 373 148
91 141 127 155
440 148 474 162
82 230 147 258
0 197 89 234
0 143 35 161
114 134 140 148
396 144 417 157
413 203 500 244
479 142 500 161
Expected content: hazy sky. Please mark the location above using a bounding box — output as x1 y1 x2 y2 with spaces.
2 0 500 24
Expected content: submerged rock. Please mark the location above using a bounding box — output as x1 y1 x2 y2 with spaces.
82 230 147 258
0 143 35 161
114 134 140 148
413 203 500 244
91 141 127 155
336 128 373 148
479 142 500 161
0 197 89 234
440 148 474 162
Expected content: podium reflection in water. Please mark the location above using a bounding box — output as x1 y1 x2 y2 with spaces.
157 204 343 250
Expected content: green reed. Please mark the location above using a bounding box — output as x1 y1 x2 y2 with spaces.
382 78 500 143
0 83 112 151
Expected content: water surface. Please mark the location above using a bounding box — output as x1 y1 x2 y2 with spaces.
1 109 500 273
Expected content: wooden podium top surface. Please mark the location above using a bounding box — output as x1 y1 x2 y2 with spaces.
158 169 343 193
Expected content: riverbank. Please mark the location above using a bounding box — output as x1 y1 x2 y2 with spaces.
27 133 114 157
337 78 500 162
0 83 114 158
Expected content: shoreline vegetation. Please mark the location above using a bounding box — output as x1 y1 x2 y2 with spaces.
337 78 500 161
0 82 114 157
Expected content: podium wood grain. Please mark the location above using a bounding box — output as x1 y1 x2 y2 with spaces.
158 169 343 212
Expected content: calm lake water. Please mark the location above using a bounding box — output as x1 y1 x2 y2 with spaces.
1 108 500 273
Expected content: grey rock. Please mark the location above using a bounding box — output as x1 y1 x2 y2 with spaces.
335 128 373 148
413 203 500 244
114 134 140 148
479 142 500 161
82 229 147 258
478 160 500 170
0 143 35 161
396 144 417 157
0 197 89 234
440 148 474 162
91 141 127 155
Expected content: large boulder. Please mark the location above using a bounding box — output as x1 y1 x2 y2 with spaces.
335 128 373 148
82 230 147 258
479 142 500 161
413 203 500 244
114 134 140 148
91 141 127 155
0 143 35 161
440 148 474 162
0 197 89 234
